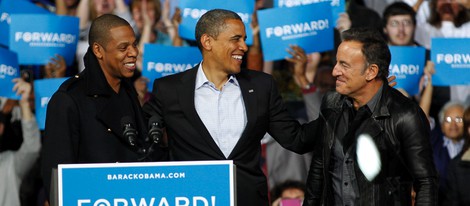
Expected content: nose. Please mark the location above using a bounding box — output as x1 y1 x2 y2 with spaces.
129 45 139 57
332 64 341 77
239 40 248 52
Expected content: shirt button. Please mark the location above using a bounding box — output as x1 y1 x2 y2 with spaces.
344 182 348 186
107 128 112 132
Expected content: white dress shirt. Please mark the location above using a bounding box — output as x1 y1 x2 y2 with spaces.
194 63 247 158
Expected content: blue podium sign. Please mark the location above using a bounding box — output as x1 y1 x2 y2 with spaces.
34 77 67 130
389 46 426 96
59 161 236 206
431 38 470 86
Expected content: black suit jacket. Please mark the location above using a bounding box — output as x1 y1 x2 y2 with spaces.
143 66 318 206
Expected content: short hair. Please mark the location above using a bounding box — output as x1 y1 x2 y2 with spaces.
438 101 465 125
89 14 132 47
382 2 416 27
341 28 391 81
270 180 306 202
195 9 242 51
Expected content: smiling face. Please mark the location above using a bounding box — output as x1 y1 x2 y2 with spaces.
442 105 464 140
96 25 138 82
204 19 248 75
384 14 415 45
332 41 371 99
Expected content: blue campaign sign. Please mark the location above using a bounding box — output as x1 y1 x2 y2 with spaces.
178 0 254 45
58 161 236 206
258 3 334 61
0 0 50 48
143 44 201 89
33 77 67 130
273 0 345 27
0 47 20 100
388 46 426 96
9 14 79 66
431 38 470 86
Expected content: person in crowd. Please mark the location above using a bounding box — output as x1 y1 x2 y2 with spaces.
271 180 306 206
382 2 439 121
0 78 41 206
142 9 318 206
415 0 470 49
41 14 165 203
445 106 470 206
55 0 80 16
303 28 437 206
431 101 466 205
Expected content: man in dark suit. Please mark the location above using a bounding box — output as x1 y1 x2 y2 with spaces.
143 9 318 206
41 14 163 203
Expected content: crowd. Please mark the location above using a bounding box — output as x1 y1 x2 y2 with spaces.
0 0 469 205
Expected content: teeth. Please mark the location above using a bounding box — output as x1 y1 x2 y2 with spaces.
232 55 242 60
125 63 135 67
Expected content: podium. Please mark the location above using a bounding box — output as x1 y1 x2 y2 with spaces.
54 160 236 206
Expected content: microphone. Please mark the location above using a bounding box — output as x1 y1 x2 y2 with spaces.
121 116 137 147
148 116 163 144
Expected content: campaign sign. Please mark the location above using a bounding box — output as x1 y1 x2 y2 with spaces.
258 3 334 61
389 46 425 96
33 77 67 130
0 0 50 47
178 0 254 45
431 38 470 86
58 161 236 206
0 47 20 100
143 44 201 88
273 0 345 26
9 14 79 66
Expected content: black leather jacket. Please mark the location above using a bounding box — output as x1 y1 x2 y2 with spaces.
303 84 438 206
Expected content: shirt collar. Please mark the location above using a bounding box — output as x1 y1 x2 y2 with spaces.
344 86 383 112
195 61 240 90
443 136 465 147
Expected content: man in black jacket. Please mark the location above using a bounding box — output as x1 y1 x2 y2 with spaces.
303 28 438 206
41 14 163 202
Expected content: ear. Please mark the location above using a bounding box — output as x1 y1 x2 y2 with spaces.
92 43 103 59
366 64 379 81
200 34 212 51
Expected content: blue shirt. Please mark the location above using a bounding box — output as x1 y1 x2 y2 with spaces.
194 63 247 158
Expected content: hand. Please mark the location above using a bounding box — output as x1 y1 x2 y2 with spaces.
12 78 32 103
335 12 351 32
387 75 397 87
419 60 435 92
12 78 34 120
161 0 172 27
171 7 182 27
250 11 259 36
285 45 307 77
44 54 66 78
134 76 149 105
141 0 154 28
